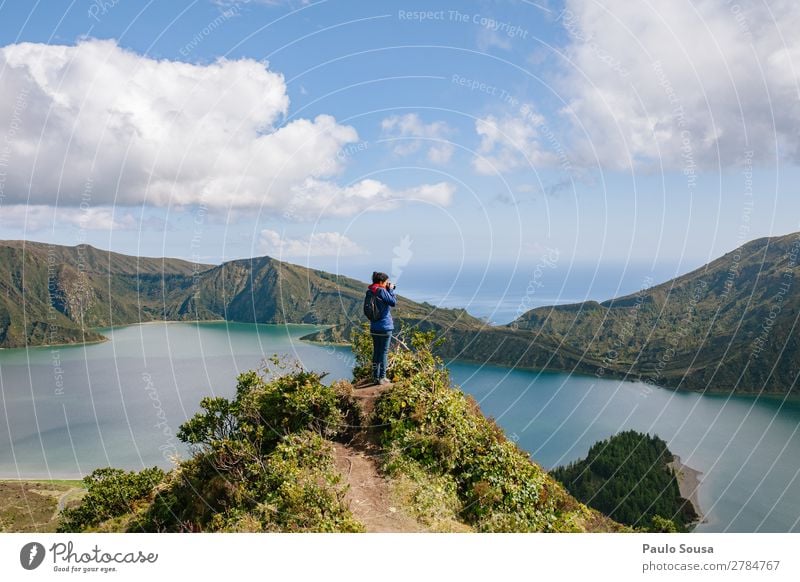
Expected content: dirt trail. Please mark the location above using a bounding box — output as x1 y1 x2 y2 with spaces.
332 442 420 532
332 382 422 533
52 487 84 521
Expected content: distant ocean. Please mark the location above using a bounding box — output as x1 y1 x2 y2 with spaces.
369 261 691 325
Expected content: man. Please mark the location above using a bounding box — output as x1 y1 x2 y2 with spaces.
366 271 396 385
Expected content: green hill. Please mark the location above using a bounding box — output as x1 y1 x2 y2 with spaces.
178 254 481 330
0 240 480 349
0 240 206 347
508 232 800 394
551 430 699 532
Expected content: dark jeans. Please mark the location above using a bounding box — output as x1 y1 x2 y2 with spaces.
371 330 392 381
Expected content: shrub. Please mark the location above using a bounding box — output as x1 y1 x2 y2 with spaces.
179 364 352 454
176 396 236 449
651 515 679 532
58 467 164 532
254 431 363 532
350 323 445 383
64 361 364 533
372 330 593 532
138 431 362 532
236 368 347 447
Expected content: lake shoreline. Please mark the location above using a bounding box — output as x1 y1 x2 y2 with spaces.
669 454 705 529
432 353 800 402
5 322 800 402
3 321 800 532
0 336 109 351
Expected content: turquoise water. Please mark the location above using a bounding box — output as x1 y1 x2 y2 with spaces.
0 322 354 481
447 362 800 533
2 322 799 532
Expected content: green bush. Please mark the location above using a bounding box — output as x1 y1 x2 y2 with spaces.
651 515 679 532
140 430 363 532
372 330 599 532
350 323 445 383
236 368 348 447
63 361 364 533
176 396 236 449
58 467 164 532
178 363 353 454
254 431 363 532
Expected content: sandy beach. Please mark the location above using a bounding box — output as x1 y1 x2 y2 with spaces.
669 454 705 527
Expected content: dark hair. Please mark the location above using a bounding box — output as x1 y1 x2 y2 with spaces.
372 271 389 284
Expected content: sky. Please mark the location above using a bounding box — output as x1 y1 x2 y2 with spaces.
0 0 799 284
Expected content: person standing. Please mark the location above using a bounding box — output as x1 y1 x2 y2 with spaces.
365 271 396 385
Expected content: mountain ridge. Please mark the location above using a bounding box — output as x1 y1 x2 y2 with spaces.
506 231 800 394
2 233 798 395
0 239 481 350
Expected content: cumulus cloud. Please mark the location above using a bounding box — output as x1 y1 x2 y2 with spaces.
381 113 455 164
259 229 365 257
286 178 455 217
472 105 559 174
0 39 453 216
557 0 800 169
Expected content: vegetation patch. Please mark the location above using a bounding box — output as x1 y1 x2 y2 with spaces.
0 480 84 532
55 331 624 533
352 325 625 532
551 430 699 532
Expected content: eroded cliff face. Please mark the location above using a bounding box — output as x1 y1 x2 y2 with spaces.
50 265 95 321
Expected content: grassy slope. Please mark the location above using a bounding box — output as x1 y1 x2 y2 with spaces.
508 232 800 393
0 240 482 349
0 479 85 532
0 241 211 347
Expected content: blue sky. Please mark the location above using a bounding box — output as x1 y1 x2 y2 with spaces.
0 0 798 283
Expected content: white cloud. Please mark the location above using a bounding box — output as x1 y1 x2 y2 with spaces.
0 205 138 231
558 0 800 169
287 178 455 217
259 229 365 257
427 144 455 165
381 113 455 164
69 207 138 230
0 39 452 217
472 105 559 174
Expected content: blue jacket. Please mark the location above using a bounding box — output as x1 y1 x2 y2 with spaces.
367 283 397 332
